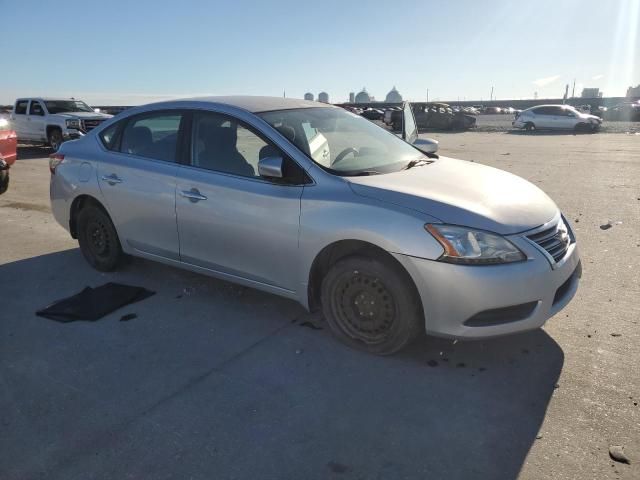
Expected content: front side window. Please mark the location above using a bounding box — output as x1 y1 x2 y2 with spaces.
259 107 425 175
29 101 44 115
119 112 182 162
191 111 271 178
15 101 28 115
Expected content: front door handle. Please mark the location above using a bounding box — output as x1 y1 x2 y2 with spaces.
101 174 123 185
180 188 207 203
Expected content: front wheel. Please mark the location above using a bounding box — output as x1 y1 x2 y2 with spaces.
48 129 64 152
321 256 423 355
524 122 536 132
77 205 124 272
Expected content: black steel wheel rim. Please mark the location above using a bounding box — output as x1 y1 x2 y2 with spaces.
332 271 396 344
86 219 110 258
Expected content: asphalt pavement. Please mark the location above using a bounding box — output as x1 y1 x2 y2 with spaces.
1 132 638 480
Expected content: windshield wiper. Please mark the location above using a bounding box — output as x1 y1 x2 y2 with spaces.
403 158 432 170
345 170 382 176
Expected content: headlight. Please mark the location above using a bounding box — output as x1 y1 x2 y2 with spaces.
425 224 526 265
65 119 81 129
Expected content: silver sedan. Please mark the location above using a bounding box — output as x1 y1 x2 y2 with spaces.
49 97 581 354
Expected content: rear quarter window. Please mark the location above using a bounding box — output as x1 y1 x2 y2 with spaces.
99 122 121 150
15 101 28 114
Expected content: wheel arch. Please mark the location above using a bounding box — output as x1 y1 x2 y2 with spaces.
69 194 110 239
46 125 62 137
306 239 423 315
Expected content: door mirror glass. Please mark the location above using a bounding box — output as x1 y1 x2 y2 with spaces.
412 137 439 154
402 101 418 144
258 156 284 178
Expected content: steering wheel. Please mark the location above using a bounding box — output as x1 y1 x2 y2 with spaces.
333 147 359 165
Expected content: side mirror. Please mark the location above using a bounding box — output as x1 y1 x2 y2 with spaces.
412 137 439 154
258 156 284 179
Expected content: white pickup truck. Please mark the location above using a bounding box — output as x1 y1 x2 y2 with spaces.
9 98 112 151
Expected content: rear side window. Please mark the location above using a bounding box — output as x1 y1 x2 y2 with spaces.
119 112 183 162
99 122 121 150
15 101 28 114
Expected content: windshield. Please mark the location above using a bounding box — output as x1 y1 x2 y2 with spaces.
258 107 424 175
44 100 94 114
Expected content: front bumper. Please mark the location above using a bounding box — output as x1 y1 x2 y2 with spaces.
63 129 84 140
393 230 581 339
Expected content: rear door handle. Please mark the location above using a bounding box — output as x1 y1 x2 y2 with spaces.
101 174 123 185
180 188 207 202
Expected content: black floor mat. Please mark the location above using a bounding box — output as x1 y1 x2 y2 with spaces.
36 283 155 322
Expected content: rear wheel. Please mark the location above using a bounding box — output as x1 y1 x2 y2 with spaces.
77 204 124 272
48 129 63 152
524 122 536 132
321 256 422 355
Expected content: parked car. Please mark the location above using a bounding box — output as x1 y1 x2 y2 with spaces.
513 105 602 132
385 103 476 131
50 96 580 355
360 108 384 121
603 102 640 122
483 106 502 114
9 97 112 151
0 117 17 194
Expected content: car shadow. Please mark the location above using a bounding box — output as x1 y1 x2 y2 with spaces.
1 249 564 480
506 129 597 136
16 145 53 160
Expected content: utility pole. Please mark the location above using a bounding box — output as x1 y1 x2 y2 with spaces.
426 89 429 102
571 78 576 98
490 86 494 102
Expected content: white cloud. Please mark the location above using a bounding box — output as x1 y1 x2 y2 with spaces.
592 74 604 80
532 75 561 87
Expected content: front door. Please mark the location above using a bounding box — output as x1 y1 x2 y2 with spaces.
96 110 183 260
27 100 47 142
176 110 304 291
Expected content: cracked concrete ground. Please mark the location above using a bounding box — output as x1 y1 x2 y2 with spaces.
1 132 638 479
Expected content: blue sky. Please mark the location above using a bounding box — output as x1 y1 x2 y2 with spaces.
1 0 638 105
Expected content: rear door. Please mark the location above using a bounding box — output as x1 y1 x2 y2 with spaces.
175 110 304 291
96 110 183 260
10 100 30 139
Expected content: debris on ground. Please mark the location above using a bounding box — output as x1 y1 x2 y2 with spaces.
295 349 303 355
611 333 622 337
600 223 612 230
36 283 155 322
299 321 323 330
183 287 195 296
609 445 631 464
119 313 137 322
427 360 438 367
501 152 511 155
536 434 543 440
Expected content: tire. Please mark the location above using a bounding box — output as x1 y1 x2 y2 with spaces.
77 204 124 272
524 122 536 132
320 255 422 355
48 128 63 152
0 169 8 195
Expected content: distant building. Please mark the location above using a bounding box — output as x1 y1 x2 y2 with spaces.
627 85 640 97
385 86 403 103
349 92 355 103
304 92 314 101
318 92 329 103
581 87 602 98
355 88 371 103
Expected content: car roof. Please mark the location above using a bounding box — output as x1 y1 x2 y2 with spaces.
162 96 331 113
17 97 79 101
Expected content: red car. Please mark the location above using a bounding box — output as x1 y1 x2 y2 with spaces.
0 118 17 194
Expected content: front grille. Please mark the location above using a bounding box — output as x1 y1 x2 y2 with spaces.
81 119 105 132
527 219 571 263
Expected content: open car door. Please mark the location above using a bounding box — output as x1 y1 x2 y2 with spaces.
402 101 418 145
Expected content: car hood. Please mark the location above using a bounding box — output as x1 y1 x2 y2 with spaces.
580 113 601 121
56 112 113 119
347 156 558 235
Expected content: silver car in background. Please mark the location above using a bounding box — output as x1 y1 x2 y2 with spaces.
50 97 581 354
513 104 602 132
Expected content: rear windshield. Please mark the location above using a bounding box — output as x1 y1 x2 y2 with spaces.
44 100 94 114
